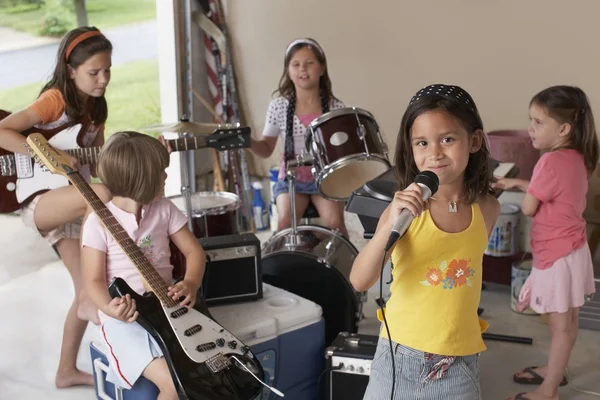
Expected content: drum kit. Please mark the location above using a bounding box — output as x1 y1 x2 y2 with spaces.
261 107 391 344
142 107 391 345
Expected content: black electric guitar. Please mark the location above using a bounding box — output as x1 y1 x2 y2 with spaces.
25 134 268 400
0 121 250 214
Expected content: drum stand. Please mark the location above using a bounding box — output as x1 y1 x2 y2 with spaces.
284 154 315 248
285 158 302 248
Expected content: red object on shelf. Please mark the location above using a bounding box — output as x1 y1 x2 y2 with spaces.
487 130 540 180
482 252 532 286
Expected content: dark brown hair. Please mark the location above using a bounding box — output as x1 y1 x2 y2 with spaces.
40 26 112 124
394 87 493 204
98 132 169 204
273 38 336 102
530 85 599 173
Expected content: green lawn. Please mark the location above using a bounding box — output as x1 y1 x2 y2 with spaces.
0 59 161 137
0 0 156 36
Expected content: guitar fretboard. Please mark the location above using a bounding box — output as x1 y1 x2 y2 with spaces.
67 147 102 165
70 137 209 165
69 172 178 307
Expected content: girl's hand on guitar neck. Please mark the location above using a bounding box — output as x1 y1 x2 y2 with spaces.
105 294 138 323
57 148 80 170
168 279 200 308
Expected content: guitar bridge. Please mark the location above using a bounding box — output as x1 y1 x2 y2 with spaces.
205 353 230 373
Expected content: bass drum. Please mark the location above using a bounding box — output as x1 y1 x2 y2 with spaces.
261 225 365 345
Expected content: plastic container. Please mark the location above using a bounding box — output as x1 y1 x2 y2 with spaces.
269 168 279 232
487 130 540 180
485 203 520 257
252 182 269 231
511 259 537 315
269 168 279 202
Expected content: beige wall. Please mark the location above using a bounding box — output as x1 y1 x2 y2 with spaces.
225 0 600 175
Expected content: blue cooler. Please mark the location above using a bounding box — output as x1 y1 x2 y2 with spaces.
90 341 158 399
90 284 325 400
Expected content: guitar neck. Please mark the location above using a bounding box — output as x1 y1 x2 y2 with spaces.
68 172 177 307
68 137 210 165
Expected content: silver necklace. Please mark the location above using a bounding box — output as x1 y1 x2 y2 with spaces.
430 195 466 213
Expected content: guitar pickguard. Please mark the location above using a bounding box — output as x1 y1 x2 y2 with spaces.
162 304 252 364
15 125 82 203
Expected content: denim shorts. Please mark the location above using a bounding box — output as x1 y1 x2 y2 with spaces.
363 338 481 400
272 179 319 200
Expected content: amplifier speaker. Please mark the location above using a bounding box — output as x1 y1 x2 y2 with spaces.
325 332 378 400
197 233 262 306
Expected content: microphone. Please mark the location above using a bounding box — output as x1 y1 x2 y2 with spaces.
383 171 439 251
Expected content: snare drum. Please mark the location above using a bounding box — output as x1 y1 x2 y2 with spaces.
169 192 240 237
169 192 240 279
261 225 365 345
306 107 391 201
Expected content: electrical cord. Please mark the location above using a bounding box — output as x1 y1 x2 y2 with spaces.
317 365 343 400
378 250 396 400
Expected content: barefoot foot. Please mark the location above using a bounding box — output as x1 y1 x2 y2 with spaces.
55 368 95 388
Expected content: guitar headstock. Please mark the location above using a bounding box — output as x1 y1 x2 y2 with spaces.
25 133 74 177
209 125 251 150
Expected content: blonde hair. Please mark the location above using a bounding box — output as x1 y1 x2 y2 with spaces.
98 131 169 204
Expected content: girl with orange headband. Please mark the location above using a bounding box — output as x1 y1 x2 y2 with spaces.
0 26 113 389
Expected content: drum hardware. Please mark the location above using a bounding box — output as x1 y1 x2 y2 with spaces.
284 154 314 249
306 107 391 201
352 107 367 148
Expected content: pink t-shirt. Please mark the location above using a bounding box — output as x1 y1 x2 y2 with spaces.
82 198 188 303
528 149 588 270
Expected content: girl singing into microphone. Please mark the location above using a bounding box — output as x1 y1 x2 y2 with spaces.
350 85 500 399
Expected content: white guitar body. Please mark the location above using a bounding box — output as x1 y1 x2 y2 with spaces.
15 125 83 203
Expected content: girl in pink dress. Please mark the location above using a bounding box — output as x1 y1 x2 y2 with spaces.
494 86 598 400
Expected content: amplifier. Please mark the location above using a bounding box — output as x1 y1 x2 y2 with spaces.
198 233 262 306
324 332 378 400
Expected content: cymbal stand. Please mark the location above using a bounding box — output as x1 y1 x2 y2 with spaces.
178 122 195 232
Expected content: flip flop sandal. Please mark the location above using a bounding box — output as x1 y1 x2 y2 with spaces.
513 366 568 386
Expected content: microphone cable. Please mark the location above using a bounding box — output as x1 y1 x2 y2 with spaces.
378 248 396 400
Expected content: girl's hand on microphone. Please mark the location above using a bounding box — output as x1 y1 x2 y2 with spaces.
387 183 429 227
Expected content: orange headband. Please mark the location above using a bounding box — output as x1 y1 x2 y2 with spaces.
65 31 103 60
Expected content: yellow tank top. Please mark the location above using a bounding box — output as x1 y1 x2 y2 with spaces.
380 203 489 356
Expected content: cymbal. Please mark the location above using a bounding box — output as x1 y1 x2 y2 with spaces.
137 121 222 135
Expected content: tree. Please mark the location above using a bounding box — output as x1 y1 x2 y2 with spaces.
73 0 88 27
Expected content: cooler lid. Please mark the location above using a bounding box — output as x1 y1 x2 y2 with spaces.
209 284 323 346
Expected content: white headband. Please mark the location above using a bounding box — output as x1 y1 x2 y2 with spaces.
285 39 323 56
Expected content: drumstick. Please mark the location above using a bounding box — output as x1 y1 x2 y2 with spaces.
191 88 226 192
